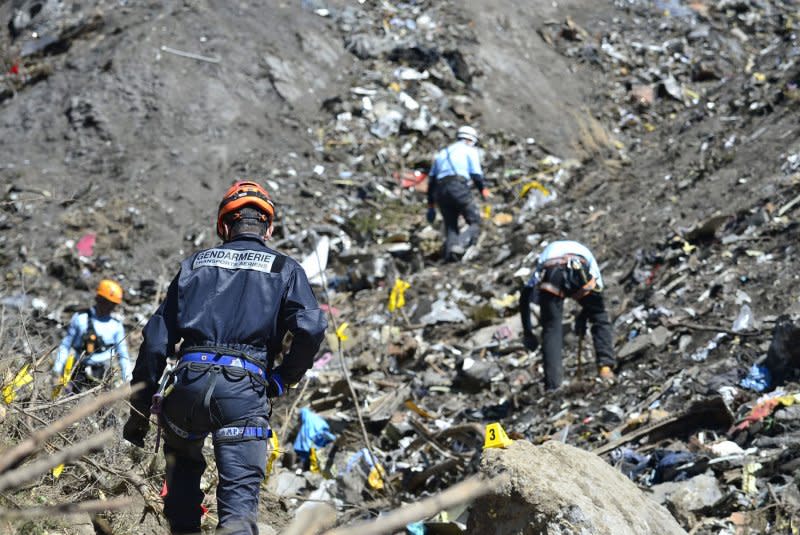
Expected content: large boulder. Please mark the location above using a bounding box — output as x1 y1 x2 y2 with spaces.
468 440 686 535
649 473 723 527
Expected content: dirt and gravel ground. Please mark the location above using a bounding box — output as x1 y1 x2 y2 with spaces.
2 0 800 533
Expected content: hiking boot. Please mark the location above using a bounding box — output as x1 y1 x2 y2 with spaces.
598 366 615 381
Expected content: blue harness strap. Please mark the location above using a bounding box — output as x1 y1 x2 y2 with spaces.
213 424 271 443
163 414 271 443
180 352 266 379
165 351 272 444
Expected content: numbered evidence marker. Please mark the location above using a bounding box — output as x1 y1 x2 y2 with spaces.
483 422 513 449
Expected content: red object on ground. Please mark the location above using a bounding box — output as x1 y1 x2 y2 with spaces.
394 170 428 191
10 64 19 75
75 233 96 257
320 303 340 316
732 398 782 432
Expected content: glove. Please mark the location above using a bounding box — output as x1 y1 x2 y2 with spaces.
523 331 539 351
426 207 436 223
481 188 491 199
122 411 150 448
267 372 285 398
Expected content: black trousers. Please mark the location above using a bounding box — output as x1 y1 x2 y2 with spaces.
161 365 270 535
69 361 110 393
435 177 481 262
539 289 615 391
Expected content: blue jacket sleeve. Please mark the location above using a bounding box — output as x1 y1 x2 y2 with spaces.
53 313 81 375
273 267 327 385
519 271 541 334
427 157 438 206
468 148 485 192
130 274 181 413
114 323 131 382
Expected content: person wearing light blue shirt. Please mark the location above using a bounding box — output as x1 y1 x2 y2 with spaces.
537 241 603 288
52 279 130 389
519 240 615 390
426 125 491 262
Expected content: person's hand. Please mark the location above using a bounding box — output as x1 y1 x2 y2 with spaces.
523 331 539 351
122 411 150 448
426 207 436 224
481 188 491 199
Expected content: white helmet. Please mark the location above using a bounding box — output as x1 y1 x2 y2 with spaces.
456 125 479 144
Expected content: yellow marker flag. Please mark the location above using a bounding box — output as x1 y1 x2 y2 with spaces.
368 464 386 490
336 322 349 342
52 464 65 479
483 422 514 449
519 180 550 199
52 353 76 400
309 447 320 473
265 433 281 481
388 279 411 312
3 364 33 405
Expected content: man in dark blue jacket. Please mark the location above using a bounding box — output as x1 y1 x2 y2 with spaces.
123 181 327 534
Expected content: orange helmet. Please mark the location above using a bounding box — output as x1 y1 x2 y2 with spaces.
216 181 275 240
96 279 123 304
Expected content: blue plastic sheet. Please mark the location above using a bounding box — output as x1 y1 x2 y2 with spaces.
740 364 772 392
344 447 378 474
613 447 699 485
293 407 336 459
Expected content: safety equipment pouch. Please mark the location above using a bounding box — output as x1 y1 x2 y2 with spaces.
562 257 593 297
81 310 108 355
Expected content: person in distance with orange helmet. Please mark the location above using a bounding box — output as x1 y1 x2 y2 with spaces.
124 180 327 535
51 279 130 391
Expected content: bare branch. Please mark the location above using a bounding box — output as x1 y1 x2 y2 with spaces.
0 496 133 520
22 384 102 411
283 503 338 535
323 474 510 535
0 383 142 473
0 429 114 492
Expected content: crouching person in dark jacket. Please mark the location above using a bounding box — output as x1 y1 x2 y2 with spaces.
123 181 327 534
